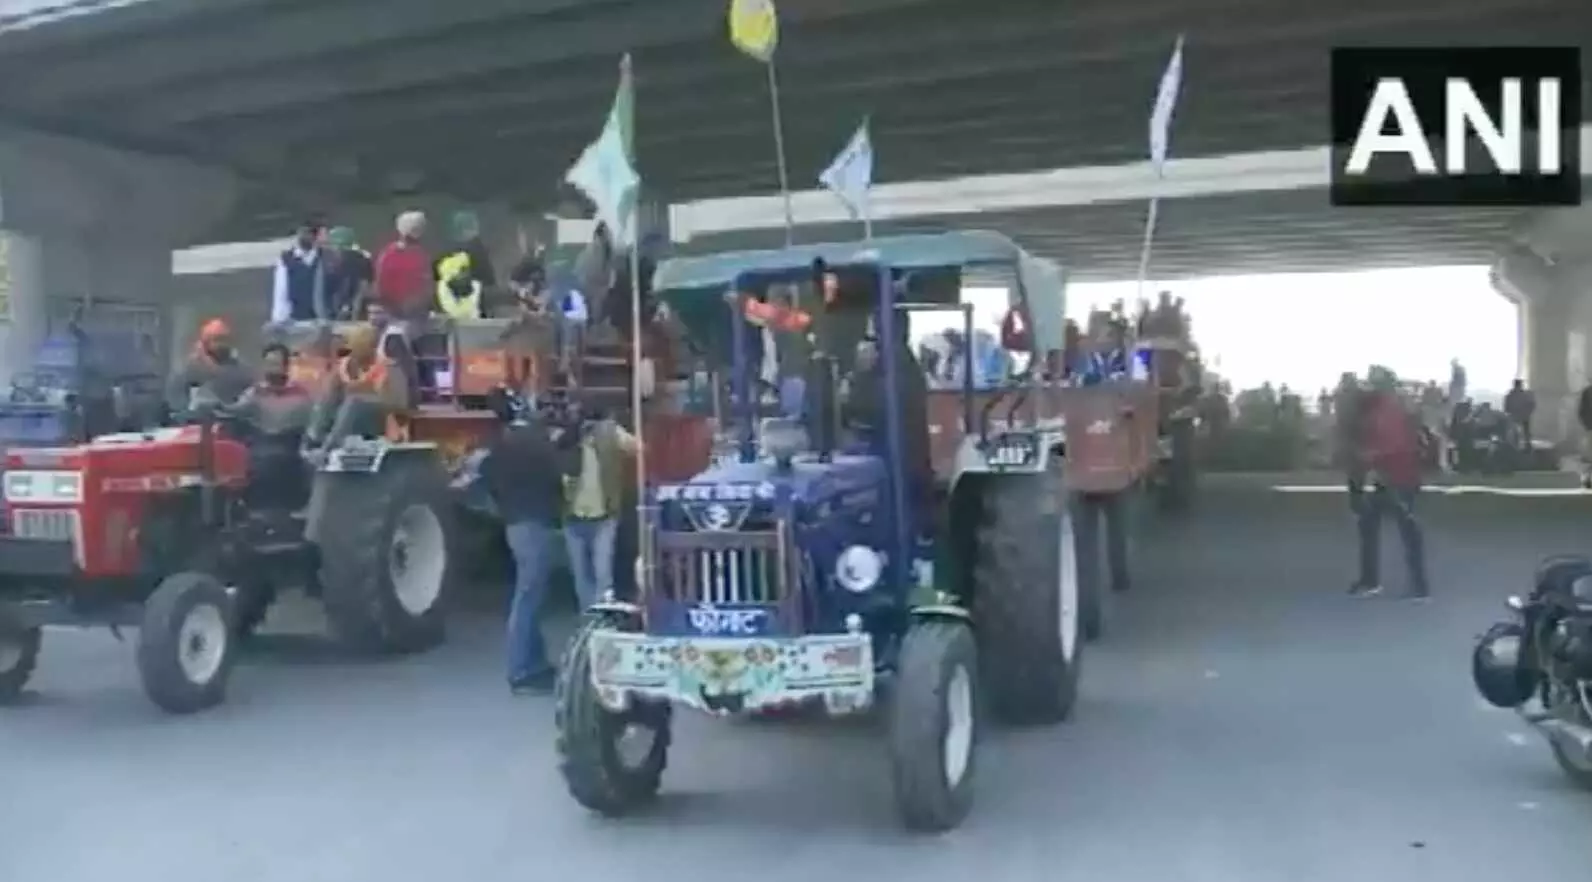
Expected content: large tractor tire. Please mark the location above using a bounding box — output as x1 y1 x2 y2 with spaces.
0 610 41 704
556 613 673 816
973 464 1087 726
136 572 237 714
316 455 455 654
888 618 979 833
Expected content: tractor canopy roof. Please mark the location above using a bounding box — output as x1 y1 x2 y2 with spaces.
653 230 1065 364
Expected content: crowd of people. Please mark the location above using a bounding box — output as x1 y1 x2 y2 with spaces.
1191 360 1547 476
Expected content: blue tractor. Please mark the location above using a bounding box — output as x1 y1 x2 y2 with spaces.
554 232 1087 832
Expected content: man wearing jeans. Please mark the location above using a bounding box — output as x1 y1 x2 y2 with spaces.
1350 368 1432 601
563 402 641 609
479 390 572 694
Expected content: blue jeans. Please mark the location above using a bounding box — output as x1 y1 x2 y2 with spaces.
505 520 558 683
564 517 617 609
1355 484 1430 592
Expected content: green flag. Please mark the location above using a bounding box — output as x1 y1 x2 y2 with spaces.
565 55 640 246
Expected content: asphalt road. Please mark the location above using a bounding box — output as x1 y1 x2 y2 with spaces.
7 486 1592 882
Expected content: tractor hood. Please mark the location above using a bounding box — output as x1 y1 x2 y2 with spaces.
655 455 885 508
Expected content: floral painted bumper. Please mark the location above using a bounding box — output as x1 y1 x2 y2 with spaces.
587 631 875 717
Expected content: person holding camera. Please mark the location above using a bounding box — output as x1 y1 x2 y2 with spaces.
481 389 573 695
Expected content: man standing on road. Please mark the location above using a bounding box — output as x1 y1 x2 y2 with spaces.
561 400 641 611
1504 379 1537 451
1350 367 1432 601
481 389 572 695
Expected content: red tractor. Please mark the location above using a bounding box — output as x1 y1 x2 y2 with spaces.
0 411 456 714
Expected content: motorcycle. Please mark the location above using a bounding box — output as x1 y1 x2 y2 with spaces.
1473 555 1592 788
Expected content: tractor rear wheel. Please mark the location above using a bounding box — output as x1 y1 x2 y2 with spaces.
556 613 673 816
136 572 237 714
0 610 40 704
888 618 979 832
973 464 1087 726
316 456 454 654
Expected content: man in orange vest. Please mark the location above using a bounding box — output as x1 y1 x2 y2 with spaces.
306 323 413 454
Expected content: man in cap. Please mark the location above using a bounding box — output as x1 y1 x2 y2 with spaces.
323 226 373 319
167 318 253 418
373 211 434 323
270 218 331 323
438 209 497 292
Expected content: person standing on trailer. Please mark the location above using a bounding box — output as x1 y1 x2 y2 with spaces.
270 218 331 324
323 226 373 319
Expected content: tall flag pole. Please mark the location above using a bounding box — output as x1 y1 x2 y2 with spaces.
564 53 652 600
729 0 795 244
819 118 874 240
1137 35 1184 303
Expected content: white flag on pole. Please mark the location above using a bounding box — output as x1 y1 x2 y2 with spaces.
564 56 640 245
1148 36 1185 175
818 120 874 222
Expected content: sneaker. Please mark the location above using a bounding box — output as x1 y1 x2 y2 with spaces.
1349 582 1384 598
1402 586 1432 603
510 671 556 696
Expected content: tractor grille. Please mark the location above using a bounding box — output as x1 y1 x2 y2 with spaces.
656 531 784 604
12 508 79 543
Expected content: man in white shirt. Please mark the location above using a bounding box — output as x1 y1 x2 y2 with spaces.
270 220 330 324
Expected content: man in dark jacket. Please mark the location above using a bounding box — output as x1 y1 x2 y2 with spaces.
1503 379 1536 450
480 389 576 694
1351 368 1431 600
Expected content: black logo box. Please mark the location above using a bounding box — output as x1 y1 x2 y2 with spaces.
1329 47 1582 206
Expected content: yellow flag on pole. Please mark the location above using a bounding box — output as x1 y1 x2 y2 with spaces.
728 0 778 62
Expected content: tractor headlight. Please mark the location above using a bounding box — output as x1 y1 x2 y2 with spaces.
49 472 82 502
3 471 83 503
4 472 33 501
835 545 883 593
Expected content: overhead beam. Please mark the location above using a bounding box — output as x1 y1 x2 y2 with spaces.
93 0 1562 132
9 0 596 105
94 0 947 127
384 103 1320 204
234 36 1327 153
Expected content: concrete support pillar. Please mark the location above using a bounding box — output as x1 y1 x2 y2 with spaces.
0 127 238 388
1495 242 1592 447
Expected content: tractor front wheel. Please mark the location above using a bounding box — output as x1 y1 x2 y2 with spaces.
888 618 979 833
136 572 237 714
556 614 673 816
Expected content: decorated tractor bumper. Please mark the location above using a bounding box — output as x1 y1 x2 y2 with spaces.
587 630 875 716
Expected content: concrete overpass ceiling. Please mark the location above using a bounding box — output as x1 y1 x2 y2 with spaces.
677 189 1524 282
0 0 1585 234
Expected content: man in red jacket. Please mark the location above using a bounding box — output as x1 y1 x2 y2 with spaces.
372 210 433 322
1351 367 1432 600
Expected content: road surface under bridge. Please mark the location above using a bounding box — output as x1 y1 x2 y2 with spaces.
4 485 1592 882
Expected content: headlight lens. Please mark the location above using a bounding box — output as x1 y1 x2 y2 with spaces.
3 471 84 503
835 545 883 593
4 472 33 501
